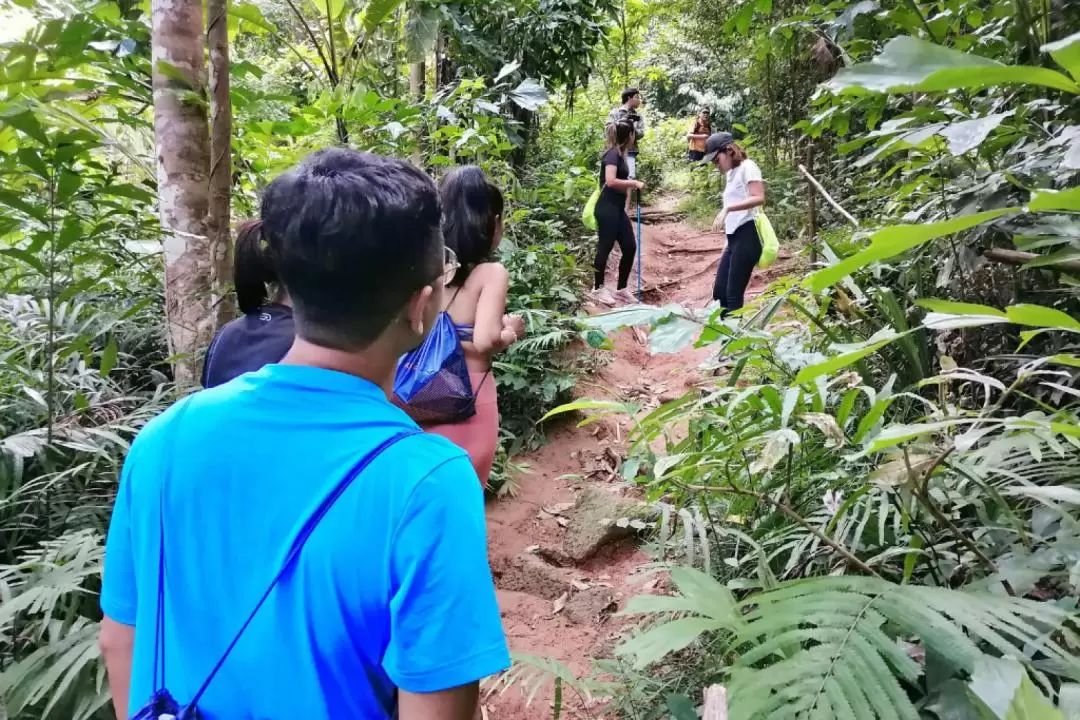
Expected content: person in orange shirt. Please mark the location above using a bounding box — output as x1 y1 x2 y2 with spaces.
687 108 712 162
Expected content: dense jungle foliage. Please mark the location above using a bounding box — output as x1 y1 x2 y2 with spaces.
2 0 1080 718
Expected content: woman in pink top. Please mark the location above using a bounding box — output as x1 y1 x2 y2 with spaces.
424 166 524 488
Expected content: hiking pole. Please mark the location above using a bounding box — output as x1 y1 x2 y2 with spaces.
635 189 643 302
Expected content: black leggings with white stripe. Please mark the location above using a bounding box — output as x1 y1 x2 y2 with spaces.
712 220 761 315
594 198 635 290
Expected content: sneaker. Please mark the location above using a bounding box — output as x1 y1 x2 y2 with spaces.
613 289 638 305
588 287 616 306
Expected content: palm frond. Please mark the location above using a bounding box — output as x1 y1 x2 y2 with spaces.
0 530 106 720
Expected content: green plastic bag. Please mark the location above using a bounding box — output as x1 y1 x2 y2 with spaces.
582 186 601 231
755 211 779 268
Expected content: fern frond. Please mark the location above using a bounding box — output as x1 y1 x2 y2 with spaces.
622 571 1080 720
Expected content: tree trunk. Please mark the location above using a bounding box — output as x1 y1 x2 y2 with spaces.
764 52 778 166
409 59 426 165
207 0 233 328
151 0 213 386
620 0 629 87
435 29 453 90
806 141 818 265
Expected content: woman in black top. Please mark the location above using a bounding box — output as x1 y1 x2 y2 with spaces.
201 220 295 388
587 121 645 306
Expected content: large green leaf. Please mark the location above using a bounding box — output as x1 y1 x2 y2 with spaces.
363 0 406 33
970 656 1025 719
916 299 1006 317
508 78 550 111
1029 186 1080 212
616 617 720 669
917 299 1010 330
582 304 681 332
794 330 905 384
229 2 277 33
538 399 637 424
940 113 1010 156
404 3 440 62
650 314 701 354
1005 304 1080 333
1044 31 1080 82
1004 677 1063 720
827 36 1080 95
669 566 741 625
805 209 1016 291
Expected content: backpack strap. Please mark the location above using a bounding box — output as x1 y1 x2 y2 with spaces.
151 423 421 707
447 284 464 309
186 430 421 708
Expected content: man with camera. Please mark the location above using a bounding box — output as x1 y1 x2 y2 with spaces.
607 88 645 179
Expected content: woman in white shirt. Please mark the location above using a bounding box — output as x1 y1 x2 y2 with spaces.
703 132 766 315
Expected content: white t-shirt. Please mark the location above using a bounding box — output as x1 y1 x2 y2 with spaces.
722 158 763 235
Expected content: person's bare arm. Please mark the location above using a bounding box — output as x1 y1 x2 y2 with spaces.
100 616 134 720
399 683 480 720
470 264 514 354
604 163 643 192
712 181 765 232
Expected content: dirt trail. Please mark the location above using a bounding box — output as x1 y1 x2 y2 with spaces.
482 201 795 718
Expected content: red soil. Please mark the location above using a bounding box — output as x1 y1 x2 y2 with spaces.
482 207 796 719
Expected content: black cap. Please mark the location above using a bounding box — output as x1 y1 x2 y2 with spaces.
702 132 734 163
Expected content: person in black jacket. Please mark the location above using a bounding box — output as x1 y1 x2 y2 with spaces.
201 220 295 388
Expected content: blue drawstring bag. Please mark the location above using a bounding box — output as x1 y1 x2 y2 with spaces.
393 311 479 424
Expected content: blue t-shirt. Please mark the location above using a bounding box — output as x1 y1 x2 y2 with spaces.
101 364 510 718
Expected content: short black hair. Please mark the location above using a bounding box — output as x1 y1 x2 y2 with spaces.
440 166 504 286
621 88 640 104
260 148 442 351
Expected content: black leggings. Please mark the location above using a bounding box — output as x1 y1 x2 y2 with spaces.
594 199 636 289
712 220 762 314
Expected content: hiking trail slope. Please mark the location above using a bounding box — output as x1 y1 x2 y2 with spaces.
482 201 797 719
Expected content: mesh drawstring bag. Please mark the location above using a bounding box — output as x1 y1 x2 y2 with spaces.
393 310 487 424
132 428 419 720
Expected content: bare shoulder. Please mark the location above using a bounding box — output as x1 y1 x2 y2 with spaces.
468 262 509 286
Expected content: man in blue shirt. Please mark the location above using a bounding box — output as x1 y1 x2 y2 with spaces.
99 149 510 719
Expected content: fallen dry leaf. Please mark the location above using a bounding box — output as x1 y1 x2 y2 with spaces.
552 592 568 615
556 516 570 528
571 579 591 591
542 502 575 516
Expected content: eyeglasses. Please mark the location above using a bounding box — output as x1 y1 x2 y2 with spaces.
439 246 460 287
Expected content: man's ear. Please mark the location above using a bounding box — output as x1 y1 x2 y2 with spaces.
405 284 435 335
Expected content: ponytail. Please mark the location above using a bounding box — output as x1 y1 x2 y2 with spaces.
234 219 277 315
